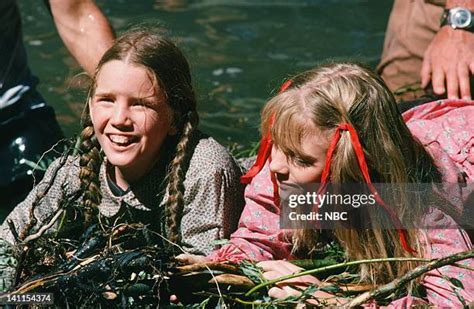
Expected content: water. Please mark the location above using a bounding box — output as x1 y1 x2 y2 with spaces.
0 1 392 219
19 0 392 151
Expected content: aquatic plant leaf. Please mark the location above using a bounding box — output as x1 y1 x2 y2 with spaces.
320 284 342 293
211 239 230 246
239 260 264 284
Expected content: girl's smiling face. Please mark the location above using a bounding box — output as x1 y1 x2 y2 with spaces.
90 60 175 187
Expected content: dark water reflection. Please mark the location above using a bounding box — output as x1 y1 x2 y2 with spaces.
19 0 392 150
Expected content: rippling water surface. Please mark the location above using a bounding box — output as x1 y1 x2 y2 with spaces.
20 0 392 150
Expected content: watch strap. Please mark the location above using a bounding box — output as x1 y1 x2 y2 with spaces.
441 9 450 27
440 8 474 31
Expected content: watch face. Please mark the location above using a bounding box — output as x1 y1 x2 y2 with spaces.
452 8 472 28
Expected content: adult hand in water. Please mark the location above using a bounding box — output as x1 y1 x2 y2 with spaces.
421 26 474 100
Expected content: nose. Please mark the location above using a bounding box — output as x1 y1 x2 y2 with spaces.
110 101 133 128
269 146 289 176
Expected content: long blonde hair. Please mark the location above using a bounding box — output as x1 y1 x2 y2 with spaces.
262 62 441 284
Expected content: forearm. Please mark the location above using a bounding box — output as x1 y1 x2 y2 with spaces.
446 0 474 10
49 0 115 76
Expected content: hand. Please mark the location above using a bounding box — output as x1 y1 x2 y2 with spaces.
257 260 344 305
170 254 210 304
257 260 321 299
175 253 209 264
421 26 474 99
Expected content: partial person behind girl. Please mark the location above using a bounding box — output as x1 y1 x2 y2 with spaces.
0 27 243 305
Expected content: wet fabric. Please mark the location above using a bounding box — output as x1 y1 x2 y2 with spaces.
0 0 64 210
0 0 39 108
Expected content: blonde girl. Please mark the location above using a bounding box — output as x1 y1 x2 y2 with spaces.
258 62 474 306
202 62 474 306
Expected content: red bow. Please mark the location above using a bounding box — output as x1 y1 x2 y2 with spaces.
318 123 416 254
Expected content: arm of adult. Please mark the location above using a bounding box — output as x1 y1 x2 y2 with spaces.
48 0 115 76
421 0 474 99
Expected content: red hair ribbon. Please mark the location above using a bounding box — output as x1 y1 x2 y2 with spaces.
279 79 293 93
240 79 293 185
240 113 275 184
318 123 416 254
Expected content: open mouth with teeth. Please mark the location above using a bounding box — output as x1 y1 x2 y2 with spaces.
107 134 139 147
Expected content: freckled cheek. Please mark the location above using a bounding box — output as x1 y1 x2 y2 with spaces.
140 119 172 143
134 114 161 134
90 106 110 131
294 167 323 184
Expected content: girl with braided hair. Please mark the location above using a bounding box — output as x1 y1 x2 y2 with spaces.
0 27 243 301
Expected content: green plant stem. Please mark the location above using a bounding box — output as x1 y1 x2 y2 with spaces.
453 262 474 272
195 291 276 306
72 135 82 156
347 249 474 307
245 257 430 297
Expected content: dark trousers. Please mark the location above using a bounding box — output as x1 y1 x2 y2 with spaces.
0 90 63 218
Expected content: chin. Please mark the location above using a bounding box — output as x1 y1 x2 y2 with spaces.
104 153 137 169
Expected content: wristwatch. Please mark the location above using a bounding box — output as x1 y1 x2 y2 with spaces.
441 7 474 31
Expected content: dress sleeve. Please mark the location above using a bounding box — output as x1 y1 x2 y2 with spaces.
0 156 77 246
0 155 77 292
208 161 292 263
179 138 244 256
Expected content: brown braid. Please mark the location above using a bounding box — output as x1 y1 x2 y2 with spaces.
81 27 200 245
165 111 198 244
78 119 102 227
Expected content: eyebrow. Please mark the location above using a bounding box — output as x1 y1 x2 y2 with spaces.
93 92 157 101
93 92 114 97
